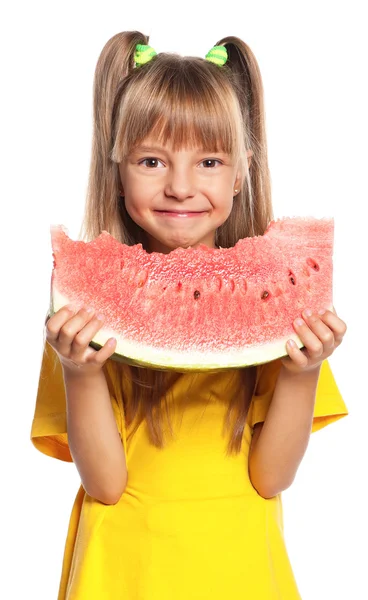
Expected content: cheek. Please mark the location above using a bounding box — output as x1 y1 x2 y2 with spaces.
123 192 154 230
124 197 142 222
123 179 148 211
220 197 234 218
212 176 235 204
123 201 147 231
124 172 159 206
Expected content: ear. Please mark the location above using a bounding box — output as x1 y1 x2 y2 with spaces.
118 180 125 197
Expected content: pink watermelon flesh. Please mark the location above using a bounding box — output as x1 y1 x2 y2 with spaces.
49 217 333 371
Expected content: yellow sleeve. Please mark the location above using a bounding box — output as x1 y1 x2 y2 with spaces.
30 341 126 462
250 358 348 432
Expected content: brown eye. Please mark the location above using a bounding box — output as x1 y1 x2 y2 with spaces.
140 158 163 168
201 159 221 168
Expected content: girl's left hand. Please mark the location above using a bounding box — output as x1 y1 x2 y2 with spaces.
280 307 347 374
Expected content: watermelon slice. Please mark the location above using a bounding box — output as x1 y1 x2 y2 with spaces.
49 217 333 372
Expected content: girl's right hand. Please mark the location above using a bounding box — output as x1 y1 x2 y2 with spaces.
45 305 117 376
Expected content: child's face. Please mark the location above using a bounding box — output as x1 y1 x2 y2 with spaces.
119 138 245 254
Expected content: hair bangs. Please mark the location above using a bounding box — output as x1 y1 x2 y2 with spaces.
111 57 245 165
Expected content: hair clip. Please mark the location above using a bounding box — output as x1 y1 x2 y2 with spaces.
133 43 228 69
205 46 228 66
134 44 157 67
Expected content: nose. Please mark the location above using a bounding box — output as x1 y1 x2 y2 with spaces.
164 166 196 201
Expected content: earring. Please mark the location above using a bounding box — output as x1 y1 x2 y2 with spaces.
234 189 239 194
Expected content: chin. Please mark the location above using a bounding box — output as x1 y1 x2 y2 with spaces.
146 224 215 252
167 238 193 251
151 235 196 254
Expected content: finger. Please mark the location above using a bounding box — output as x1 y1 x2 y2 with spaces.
58 306 96 356
45 305 78 343
91 337 117 365
318 309 347 344
293 315 325 359
301 309 336 351
70 312 106 358
285 339 309 369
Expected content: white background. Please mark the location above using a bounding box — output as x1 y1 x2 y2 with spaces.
1 1 367 598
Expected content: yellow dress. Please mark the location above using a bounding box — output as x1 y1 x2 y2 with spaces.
31 343 348 599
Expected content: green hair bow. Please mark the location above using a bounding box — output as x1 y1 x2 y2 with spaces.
134 44 228 67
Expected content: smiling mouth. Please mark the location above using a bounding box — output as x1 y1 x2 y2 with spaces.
155 210 207 215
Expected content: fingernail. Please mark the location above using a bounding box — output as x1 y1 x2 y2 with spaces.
85 306 94 313
97 313 105 321
318 309 326 315
303 308 313 317
295 318 304 326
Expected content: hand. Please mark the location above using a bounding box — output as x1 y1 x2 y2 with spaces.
280 306 347 375
45 305 117 375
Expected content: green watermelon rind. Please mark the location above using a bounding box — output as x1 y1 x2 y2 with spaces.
49 289 322 373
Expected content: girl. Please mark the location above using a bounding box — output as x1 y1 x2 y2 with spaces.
31 31 348 599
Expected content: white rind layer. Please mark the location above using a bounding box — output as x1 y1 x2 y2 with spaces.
52 289 331 371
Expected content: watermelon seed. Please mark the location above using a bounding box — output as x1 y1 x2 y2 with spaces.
177 281 182 291
261 291 270 300
306 258 320 271
288 270 296 285
194 290 201 300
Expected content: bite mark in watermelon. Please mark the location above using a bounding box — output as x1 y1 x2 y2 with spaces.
49 217 334 371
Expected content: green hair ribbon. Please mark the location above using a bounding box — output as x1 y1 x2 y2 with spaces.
205 45 228 66
134 44 157 67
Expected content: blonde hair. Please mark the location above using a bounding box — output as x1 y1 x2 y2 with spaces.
79 30 274 454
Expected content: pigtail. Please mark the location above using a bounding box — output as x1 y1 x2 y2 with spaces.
214 36 273 245
213 37 271 453
80 31 149 242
